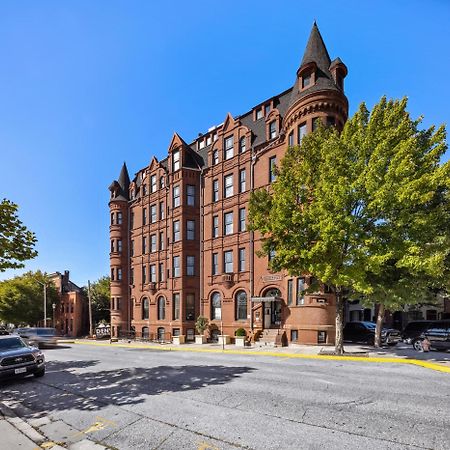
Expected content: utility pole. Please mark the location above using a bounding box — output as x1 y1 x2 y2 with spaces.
87 280 93 337
43 283 47 327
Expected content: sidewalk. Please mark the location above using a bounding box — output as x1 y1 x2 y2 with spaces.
73 339 450 373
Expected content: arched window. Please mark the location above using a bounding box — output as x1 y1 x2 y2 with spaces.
158 296 165 320
142 326 149 339
157 327 165 341
211 292 221 320
142 297 149 320
235 291 247 320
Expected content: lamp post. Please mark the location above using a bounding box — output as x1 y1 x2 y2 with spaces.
52 303 56 328
33 279 47 327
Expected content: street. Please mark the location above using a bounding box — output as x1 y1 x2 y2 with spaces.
1 343 450 450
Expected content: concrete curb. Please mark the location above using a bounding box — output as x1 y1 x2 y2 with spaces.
72 340 450 374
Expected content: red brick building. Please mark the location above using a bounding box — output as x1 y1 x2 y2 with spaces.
109 23 348 345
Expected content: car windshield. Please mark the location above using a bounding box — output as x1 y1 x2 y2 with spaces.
36 328 55 336
0 337 27 350
363 322 376 329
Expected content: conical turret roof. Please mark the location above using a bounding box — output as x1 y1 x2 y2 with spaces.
118 162 130 192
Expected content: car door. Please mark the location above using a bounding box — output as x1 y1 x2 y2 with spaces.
426 323 448 350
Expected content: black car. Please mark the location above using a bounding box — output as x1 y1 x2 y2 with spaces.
0 335 46 380
343 321 401 346
412 321 450 352
401 320 436 344
0 327 9 335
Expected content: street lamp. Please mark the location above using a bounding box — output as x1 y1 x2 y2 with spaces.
52 303 56 328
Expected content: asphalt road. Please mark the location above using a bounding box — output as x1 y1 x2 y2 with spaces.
1 343 449 450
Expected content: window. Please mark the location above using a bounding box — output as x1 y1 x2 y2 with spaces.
110 212 114 225
117 268 122 281
142 326 149 338
313 117 320 131
287 279 293 305
111 268 115 281
142 236 147 254
150 175 157 192
238 248 245 272
296 277 305 305
212 216 219 238
224 250 233 273
239 169 246 193
173 220 180 242
211 292 221 320
268 248 276 261
206 135 212 146
291 330 298 342
186 256 195 276
239 137 246 153
130 212 134 229
159 176 165 189
235 291 247 320
264 104 271 116
117 240 122 253
302 73 311 88
212 179 219 202
142 265 147 284
159 201 165 220
157 327 165 340
239 208 246 232
256 109 263 120
158 263 164 282
142 298 149 320
187 220 195 240
110 240 115 253
173 185 180 207
173 294 180 320
224 212 233 235
186 294 195 321
298 123 307 144
150 265 156 282
212 253 219 275
130 240 134 257
224 174 233 198
327 116 335 127
288 131 294 147
269 121 277 139
224 136 234 160
213 150 219 165
130 267 134 285
142 208 147 226
159 231 164 250
142 182 147 197
198 139 205 150
173 256 180 277
318 331 327 344
173 149 180 171
117 212 123 225
187 185 195 206
269 156 277 183
150 234 156 252
158 296 165 320
150 204 157 223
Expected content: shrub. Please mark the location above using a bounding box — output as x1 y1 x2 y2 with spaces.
235 327 246 337
195 316 209 334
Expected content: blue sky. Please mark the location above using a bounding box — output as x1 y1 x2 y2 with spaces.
1 0 449 287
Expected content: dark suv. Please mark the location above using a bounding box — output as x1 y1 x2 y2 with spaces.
412 321 450 352
401 320 436 344
343 321 401 346
0 335 46 380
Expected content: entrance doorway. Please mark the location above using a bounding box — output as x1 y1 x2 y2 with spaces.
263 288 282 328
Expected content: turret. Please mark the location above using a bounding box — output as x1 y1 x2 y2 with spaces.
108 162 130 337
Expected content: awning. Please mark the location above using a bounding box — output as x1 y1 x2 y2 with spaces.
251 296 283 303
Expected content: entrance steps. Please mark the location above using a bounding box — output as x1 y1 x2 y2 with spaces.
255 329 286 347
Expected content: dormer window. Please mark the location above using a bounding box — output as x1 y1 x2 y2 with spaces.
198 140 205 150
264 104 271 116
256 109 263 120
302 73 311 88
224 136 234 160
206 135 212 146
269 121 277 140
172 149 180 171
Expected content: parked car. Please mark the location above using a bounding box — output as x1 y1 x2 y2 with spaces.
0 335 45 380
401 320 436 344
343 321 401 346
412 321 450 352
15 327 58 348
0 327 9 335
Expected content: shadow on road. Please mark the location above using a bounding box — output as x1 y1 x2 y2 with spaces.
2 360 256 412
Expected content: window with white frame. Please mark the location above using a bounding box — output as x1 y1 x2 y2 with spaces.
269 156 277 183
187 220 195 240
173 293 180 320
298 123 307 144
212 216 219 238
117 212 123 224
238 248 245 272
224 174 233 198
159 231 164 250
235 291 247 320
186 256 195 276
239 208 246 232
213 150 219 165
256 109 263 120
150 234 157 252
159 201 165 220
158 263 164 282
224 250 233 273
212 179 219 202
150 175 157 193
288 131 294 147
173 220 180 242
117 268 122 281
173 185 180 207
239 137 246 153
173 256 180 277
142 265 146 284
224 212 233 235
269 121 277 139
296 277 305 305
239 169 246 192
187 185 195 206
211 292 221 320
224 136 234 160
150 204 157 223
142 208 147 226
212 253 219 275
150 264 156 282
173 150 180 171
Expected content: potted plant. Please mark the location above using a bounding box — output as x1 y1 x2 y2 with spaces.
234 328 246 347
195 316 209 344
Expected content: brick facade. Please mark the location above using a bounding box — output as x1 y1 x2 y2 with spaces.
109 23 349 345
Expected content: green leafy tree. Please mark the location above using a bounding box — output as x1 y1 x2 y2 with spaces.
249 97 449 354
0 271 59 325
84 276 111 326
0 199 38 271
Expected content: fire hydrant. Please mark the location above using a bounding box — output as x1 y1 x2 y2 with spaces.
422 337 431 352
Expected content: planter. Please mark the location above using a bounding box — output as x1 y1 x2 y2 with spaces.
218 335 231 345
172 335 186 345
235 336 246 347
195 335 207 344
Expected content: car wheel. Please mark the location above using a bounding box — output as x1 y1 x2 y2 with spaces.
413 339 423 352
34 368 45 378
366 336 375 346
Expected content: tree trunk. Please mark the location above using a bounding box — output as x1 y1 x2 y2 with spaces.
335 289 344 355
374 303 385 348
